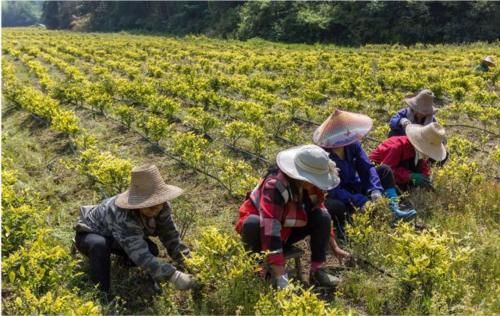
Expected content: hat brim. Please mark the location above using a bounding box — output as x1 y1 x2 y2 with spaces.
406 125 446 162
483 59 495 67
115 184 184 209
312 112 373 148
276 146 340 191
313 126 371 148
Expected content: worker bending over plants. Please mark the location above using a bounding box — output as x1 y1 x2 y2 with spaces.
388 89 438 137
235 144 350 289
474 55 495 73
313 110 417 242
74 164 197 301
370 122 447 192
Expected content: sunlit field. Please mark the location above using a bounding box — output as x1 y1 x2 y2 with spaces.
2 28 499 315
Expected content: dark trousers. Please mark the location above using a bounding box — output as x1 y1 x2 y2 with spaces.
240 208 331 263
325 164 395 241
75 231 159 294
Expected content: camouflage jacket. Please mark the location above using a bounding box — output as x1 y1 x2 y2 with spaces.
74 196 189 281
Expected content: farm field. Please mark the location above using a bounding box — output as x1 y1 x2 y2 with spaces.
2 28 499 315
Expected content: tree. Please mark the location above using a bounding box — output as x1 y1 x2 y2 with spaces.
2 1 42 27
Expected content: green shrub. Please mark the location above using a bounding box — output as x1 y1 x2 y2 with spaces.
255 283 349 316
184 228 268 315
386 223 474 314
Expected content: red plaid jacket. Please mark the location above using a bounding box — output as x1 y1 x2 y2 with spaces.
235 169 331 265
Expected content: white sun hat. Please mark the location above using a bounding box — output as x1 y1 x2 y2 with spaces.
276 144 340 191
115 164 184 209
406 123 447 162
483 56 495 66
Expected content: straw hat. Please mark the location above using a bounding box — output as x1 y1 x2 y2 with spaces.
115 164 184 209
406 123 447 162
312 109 373 148
276 144 340 191
404 89 436 116
483 56 495 67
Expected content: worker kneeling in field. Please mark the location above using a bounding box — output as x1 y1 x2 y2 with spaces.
313 110 417 242
474 55 495 73
388 89 437 138
369 122 447 192
74 164 197 300
235 144 350 289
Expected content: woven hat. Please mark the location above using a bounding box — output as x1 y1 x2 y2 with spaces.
483 56 495 67
404 89 436 116
115 164 183 209
406 123 447 162
312 109 373 148
276 144 340 191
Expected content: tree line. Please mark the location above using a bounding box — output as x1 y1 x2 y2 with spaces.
5 1 500 45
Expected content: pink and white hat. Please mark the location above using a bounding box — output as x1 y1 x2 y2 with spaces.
313 109 373 148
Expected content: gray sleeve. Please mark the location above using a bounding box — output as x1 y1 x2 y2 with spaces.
109 209 176 281
156 204 190 262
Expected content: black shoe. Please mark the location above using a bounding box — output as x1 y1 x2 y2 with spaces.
310 268 341 288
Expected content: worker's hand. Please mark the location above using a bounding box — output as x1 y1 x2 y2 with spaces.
370 190 382 201
329 236 351 265
401 118 411 128
275 273 289 290
410 173 429 186
169 270 197 291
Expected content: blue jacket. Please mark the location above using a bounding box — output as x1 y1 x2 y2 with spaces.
327 142 383 208
388 107 436 137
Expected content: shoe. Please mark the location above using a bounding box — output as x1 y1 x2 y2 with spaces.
310 268 341 288
389 200 417 221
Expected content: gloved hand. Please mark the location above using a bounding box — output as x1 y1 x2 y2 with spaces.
169 270 197 291
410 173 429 186
276 273 289 290
370 190 382 201
400 118 411 128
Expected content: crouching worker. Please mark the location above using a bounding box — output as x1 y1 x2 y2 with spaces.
313 110 416 241
74 164 197 300
388 89 437 138
370 123 447 191
235 145 349 289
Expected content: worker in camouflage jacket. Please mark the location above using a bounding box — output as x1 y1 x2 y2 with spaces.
74 164 196 299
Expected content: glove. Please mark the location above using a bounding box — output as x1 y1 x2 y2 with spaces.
169 270 197 291
410 173 429 186
400 118 411 128
370 190 382 201
276 273 289 289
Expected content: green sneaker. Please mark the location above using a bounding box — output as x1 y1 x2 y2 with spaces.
310 268 341 288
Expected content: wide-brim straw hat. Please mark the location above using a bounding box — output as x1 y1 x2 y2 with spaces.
276 144 340 191
404 89 436 116
312 109 373 148
483 56 495 67
115 164 184 209
406 123 447 162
